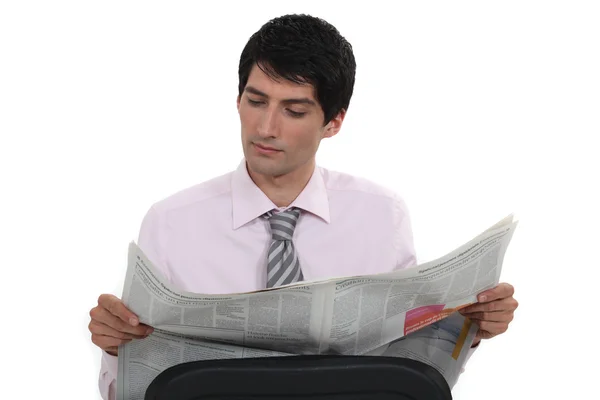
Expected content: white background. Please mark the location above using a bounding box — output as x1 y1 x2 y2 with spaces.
1 1 598 398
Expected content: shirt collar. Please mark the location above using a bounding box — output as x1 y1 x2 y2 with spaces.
231 159 331 229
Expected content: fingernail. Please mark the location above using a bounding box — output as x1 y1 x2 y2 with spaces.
479 295 487 302
146 328 153 335
129 317 138 326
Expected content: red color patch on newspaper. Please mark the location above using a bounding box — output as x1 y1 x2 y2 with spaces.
404 305 454 335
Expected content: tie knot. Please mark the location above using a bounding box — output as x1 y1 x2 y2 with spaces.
264 208 301 241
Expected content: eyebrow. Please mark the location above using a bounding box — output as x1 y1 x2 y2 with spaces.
244 85 317 107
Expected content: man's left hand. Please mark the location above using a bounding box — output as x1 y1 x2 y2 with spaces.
459 283 518 345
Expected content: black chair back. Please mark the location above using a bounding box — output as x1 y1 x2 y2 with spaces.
145 355 452 400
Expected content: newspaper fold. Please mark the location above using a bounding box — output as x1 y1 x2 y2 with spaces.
117 215 517 400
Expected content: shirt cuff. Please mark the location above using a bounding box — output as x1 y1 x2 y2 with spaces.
99 351 119 400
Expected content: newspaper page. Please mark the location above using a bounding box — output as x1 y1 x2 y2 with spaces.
117 215 517 400
117 330 293 400
366 312 478 388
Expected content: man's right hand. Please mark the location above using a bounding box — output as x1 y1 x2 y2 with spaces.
89 294 154 356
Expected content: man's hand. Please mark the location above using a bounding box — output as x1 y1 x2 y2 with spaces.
459 283 518 346
89 294 154 356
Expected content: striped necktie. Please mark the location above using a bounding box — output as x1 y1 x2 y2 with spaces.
264 207 304 288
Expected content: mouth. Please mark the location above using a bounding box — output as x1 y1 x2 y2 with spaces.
253 143 282 154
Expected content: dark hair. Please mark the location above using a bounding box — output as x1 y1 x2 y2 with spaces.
238 14 356 125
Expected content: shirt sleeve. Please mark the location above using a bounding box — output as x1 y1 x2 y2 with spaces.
98 352 118 400
97 205 170 399
137 205 171 281
392 195 418 270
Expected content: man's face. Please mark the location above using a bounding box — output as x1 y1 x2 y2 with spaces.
237 64 343 180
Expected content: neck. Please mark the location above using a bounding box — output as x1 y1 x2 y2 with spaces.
247 160 315 207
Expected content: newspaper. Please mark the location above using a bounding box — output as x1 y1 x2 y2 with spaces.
372 312 479 388
117 215 517 400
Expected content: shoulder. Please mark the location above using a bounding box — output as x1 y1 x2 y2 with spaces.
319 166 408 209
318 166 416 267
150 170 233 216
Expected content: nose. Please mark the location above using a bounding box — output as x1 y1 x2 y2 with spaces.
257 107 278 138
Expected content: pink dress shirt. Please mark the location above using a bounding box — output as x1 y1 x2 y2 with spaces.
98 160 418 399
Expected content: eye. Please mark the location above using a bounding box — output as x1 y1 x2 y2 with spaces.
287 109 306 118
247 98 264 106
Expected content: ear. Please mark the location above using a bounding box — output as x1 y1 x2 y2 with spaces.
236 95 241 112
323 109 346 139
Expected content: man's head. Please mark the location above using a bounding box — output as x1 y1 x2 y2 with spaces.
237 14 356 180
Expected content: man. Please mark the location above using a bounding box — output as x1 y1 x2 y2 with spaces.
89 13 518 399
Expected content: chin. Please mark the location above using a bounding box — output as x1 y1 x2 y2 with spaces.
247 158 288 178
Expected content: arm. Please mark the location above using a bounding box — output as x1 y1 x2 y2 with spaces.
94 205 167 399
91 294 153 400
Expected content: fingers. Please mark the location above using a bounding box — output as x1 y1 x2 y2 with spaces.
459 283 518 341
89 294 155 354
88 320 148 341
98 294 140 326
105 346 118 357
463 311 514 323
91 333 132 351
477 282 514 303
460 297 518 314
475 320 509 339
90 306 152 336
